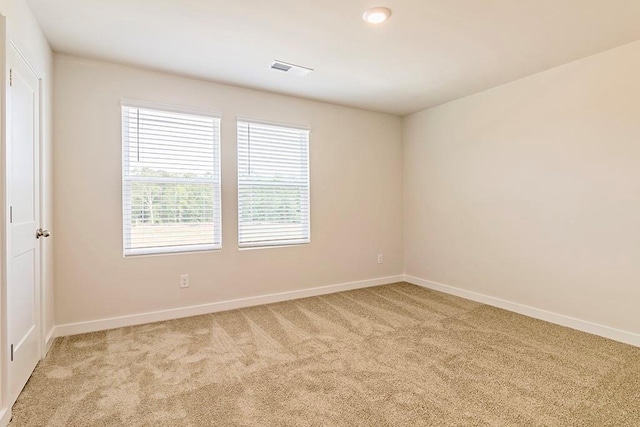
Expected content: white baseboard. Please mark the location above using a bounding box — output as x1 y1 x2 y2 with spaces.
0 407 11 427
44 327 56 355
55 275 404 337
404 275 640 348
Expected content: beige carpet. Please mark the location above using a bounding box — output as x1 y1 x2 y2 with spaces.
10 282 640 426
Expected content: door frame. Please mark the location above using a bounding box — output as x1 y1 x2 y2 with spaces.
1 33 47 413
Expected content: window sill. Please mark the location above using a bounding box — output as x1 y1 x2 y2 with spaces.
124 244 221 258
238 240 311 251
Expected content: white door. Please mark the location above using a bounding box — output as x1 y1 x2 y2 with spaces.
7 45 42 407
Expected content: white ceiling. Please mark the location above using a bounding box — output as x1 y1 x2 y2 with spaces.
27 0 640 115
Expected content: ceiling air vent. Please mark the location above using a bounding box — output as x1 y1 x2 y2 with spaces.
270 60 313 76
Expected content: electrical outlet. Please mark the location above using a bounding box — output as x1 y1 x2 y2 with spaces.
377 254 384 264
180 274 190 288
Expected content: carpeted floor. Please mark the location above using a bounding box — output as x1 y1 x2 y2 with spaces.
10 282 640 426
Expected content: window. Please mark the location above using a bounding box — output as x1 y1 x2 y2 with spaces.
237 119 310 248
122 102 221 256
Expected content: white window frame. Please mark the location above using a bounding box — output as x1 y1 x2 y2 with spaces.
122 99 222 256
237 116 311 249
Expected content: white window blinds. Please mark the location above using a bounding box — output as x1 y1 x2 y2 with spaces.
122 103 221 256
237 119 310 248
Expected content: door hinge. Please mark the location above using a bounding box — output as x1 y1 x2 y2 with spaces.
9 206 12 224
9 68 12 86
10 344 13 361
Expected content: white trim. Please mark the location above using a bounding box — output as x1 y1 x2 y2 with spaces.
125 243 221 257
54 275 404 337
43 327 56 356
236 119 311 249
120 98 222 119
237 115 310 131
238 238 310 250
121 104 223 257
0 407 11 427
404 275 640 348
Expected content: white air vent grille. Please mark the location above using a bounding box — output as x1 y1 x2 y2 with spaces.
270 60 313 76
271 62 292 72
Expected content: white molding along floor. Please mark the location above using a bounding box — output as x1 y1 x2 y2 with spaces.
52 273 640 348
405 275 640 348
54 275 405 337
0 408 11 427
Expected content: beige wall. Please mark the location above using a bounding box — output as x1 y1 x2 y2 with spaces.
53 54 403 326
404 41 640 335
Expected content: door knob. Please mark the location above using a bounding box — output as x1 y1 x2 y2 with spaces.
36 228 50 239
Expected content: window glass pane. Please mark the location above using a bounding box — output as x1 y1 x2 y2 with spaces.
128 181 217 249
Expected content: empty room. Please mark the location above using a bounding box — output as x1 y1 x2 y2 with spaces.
1 0 639 425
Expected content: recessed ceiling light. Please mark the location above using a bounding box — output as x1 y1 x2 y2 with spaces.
362 7 391 24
